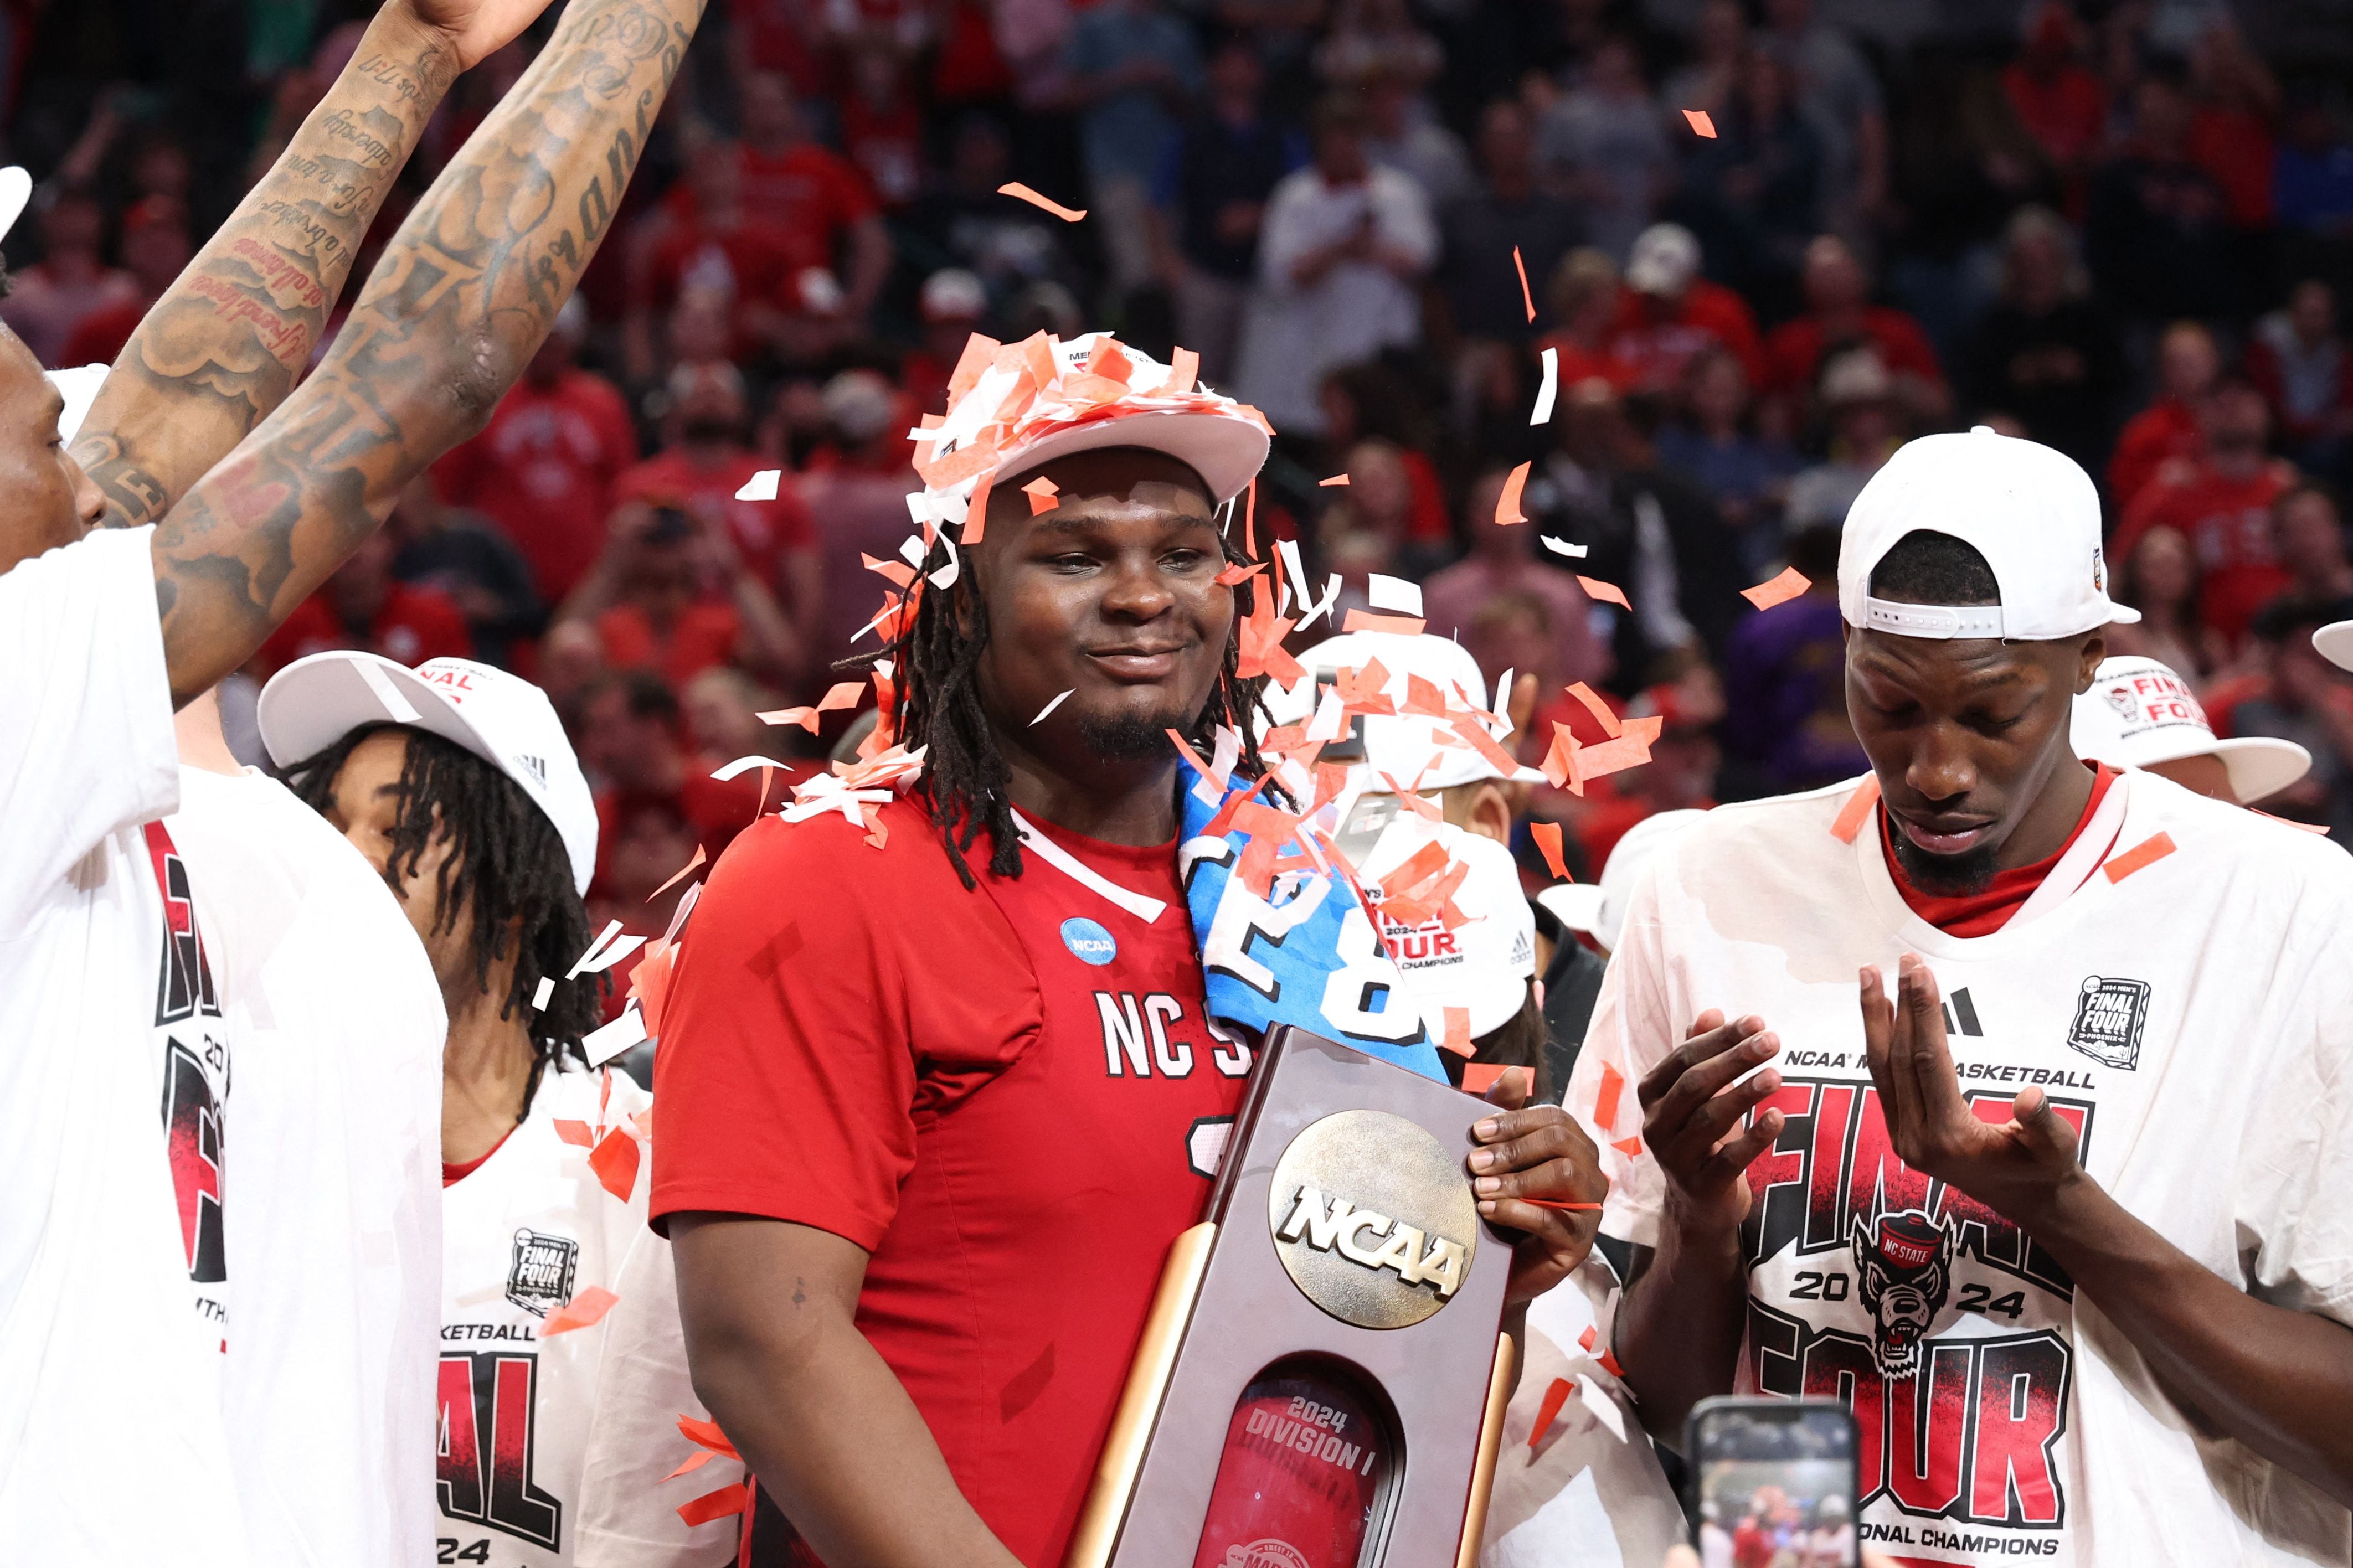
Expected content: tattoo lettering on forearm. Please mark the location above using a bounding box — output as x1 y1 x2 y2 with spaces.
149 0 707 702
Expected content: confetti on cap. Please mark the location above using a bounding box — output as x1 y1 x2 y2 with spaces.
1512 246 1536 323
1496 461 1531 525
1031 689 1073 726
1529 1377 1573 1451
1367 573 1423 616
540 1285 618 1337
1022 475 1060 514
734 469 781 502
1342 609 1426 636
1741 566 1811 611
2102 832 2176 883
1683 109 1717 138
1540 535 1589 559
1320 473 1350 487
1577 576 1631 610
1531 821 1571 881
997 182 1085 221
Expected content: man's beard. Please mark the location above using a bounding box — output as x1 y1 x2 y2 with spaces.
1889 829 2002 897
1074 707 1191 762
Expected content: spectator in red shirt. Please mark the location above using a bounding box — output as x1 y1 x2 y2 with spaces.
57 196 192 369
628 140 806 376
433 298 639 603
2247 280 2353 477
0 187 138 367
558 499 797 690
1537 247 1640 393
2184 20 2280 231
663 72 890 318
615 360 820 662
254 527 473 679
570 668 776 870
2113 380 2297 646
2270 481 2353 610
1605 221 1765 395
2107 319 2219 508
2002 2 2107 205
1761 235 1947 424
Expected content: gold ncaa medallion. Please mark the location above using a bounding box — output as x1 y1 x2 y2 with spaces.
1266 1109 1479 1330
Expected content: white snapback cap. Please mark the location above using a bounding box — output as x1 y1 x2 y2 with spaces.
2070 655 2309 806
1537 807 1707 955
1266 630 1543 792
1360 817 1536 1040
2314 620 2353 673
1839 427 2140 642
259 652 599 895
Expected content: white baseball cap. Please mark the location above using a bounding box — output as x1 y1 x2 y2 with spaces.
258 652 599 895
1625 222 1700 297
1359 817 1535 1039
1839 427 2140 642
2070 655 2309 805
1266 630 1543 792
1537 807 1707 955
2315 620 2353 672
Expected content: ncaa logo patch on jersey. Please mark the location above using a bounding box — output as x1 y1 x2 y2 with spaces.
1061 916 1118 966
2066 976 2149 1070
506 1228 580 1317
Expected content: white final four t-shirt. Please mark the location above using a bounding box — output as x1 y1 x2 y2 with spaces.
167 764 446 1568
1571 770 2353 1567
0 527 250 1563
441 1064 656 1568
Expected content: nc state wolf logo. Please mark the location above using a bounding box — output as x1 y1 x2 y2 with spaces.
1850 1210 1956 1379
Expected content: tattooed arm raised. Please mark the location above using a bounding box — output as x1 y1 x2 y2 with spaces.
70 0 570 529
140 0 703 705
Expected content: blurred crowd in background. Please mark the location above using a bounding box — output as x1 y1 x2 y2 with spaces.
6 0 2353 947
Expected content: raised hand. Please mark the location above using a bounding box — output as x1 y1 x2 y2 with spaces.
1639 1009 1785 1237
1467 1067 1609 1303
1859 956 2082 1226
400 0 563 71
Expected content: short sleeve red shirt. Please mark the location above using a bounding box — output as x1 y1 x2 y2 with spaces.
2110 463 2292 643
653 798 1250 1566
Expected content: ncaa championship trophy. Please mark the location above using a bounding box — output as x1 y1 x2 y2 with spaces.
1065 1025 1516 1568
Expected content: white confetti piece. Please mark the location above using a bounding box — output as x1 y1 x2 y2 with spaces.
355 658 421 724
567 921 647 979
1367 573 1423 616
1531 346 1559 425
1032 690 1074 725
532 976 555 1010
709 755 791 781
583 1004 648 1066
1540 535 1590 559
1576 1373 1627 1442
734 469 781 502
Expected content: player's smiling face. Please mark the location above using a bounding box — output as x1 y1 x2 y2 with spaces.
1844 625 2103 894
970 446 1233 772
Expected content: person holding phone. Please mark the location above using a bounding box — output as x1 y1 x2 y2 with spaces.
1572 427 2353 1566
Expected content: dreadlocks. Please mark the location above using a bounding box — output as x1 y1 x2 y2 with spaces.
846 486 1275 890
282 723 601 1100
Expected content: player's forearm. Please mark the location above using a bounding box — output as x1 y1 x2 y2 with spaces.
74 4 464 527
1614 1225 1749 1445
671 1222 1023 1568
2019 1173 2353 1508
148 0 705 705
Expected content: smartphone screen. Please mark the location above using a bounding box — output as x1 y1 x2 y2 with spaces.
1685 1398 1859 1568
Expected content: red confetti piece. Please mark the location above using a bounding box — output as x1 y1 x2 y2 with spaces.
1215 561 1265 586
1597 1350 1625 1378
553 1119 594 1148
1342 610 1426 636
997 181 1085 221
1320 473 1350 487
676 1481 751 1528
1531 821 1571 881
1683 108 1718 138
962 470 995 544
1593 1063 1625 1132
662 1448 719 1482
1528 1377 1573 1451
1462 1063 1511 1095
1611 1134 1643 1158
1578 1325 1598 1352
1564 680 1623 739
1741 566 1811 611
1519 1198 1605 1211
2103 832 2176 883
1576 576 1631 610
1512 246 1536 323
1022 476 1059 514
677 1415 738 1458
1441 1006 1475 1056
541 1285 619 1337
1830 775 1881 844
648 845 706 902
589 1127 641 1203
1496 460 1532 525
